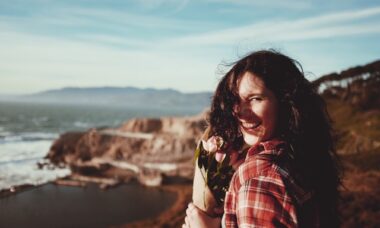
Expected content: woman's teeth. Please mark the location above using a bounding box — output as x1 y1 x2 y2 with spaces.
241 122 260 129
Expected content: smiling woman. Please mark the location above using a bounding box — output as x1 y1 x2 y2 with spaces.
184 49 341 228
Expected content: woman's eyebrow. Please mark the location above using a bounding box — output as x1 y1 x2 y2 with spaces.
247 93 264 96
241 92 265 99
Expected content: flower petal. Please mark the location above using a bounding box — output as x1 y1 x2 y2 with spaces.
207 143 217 153
201 140 209 151
215 151 226 163
206 137 218 153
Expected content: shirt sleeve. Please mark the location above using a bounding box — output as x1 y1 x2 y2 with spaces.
235 175 298 228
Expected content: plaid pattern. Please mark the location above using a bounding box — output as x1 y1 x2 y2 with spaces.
224 139 314 228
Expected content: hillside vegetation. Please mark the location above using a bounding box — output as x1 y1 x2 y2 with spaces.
314 60 380 227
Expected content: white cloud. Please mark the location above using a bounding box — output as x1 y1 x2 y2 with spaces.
207 0 312 9
57 7 195 30
128 0 190 12
279 23 380 41
0 5 210 37
166 7 380 46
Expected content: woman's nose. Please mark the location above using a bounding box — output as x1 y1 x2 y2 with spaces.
235 102 253 119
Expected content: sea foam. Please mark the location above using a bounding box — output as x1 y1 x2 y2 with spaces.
0 139 70 190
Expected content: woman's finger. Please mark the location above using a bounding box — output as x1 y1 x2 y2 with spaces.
185 215 190 225
189 203 211 217
188 202 201 214
186 206 192 216
186 203 198 216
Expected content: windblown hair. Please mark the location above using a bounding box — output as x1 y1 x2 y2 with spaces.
209 49 341 227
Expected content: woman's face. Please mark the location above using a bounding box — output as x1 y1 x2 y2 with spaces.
234 72 278 146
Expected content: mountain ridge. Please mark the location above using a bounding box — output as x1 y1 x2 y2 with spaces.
4 86 213 109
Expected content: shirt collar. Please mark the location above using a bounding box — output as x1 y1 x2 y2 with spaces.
245 138 287 161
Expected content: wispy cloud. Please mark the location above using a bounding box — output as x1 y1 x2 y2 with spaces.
0 4 218 49
132 0 190 12
207 0 312 10
168 7 380 46
1 1 379 94
5 3 378 49
0 5 212 39
58 7 198 30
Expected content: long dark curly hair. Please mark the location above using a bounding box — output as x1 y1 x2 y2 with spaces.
209 49 341 227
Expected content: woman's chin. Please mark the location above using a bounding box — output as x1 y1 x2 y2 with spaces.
242 135 261 146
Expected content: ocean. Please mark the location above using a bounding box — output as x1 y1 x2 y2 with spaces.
0 101 201 190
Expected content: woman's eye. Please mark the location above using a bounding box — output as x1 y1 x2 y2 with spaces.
249 97 263 102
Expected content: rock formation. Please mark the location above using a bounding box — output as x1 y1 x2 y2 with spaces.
46 111 209 186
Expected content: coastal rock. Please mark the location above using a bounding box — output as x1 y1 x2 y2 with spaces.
120 118 163 133
46 112 208 186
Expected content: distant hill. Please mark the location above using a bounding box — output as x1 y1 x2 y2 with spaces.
4 87 213 109
312 59 380 155
312 59 380 110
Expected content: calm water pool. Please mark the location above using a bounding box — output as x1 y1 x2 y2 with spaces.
0 183 177 228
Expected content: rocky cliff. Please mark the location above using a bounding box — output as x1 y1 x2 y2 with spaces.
46 111 208 186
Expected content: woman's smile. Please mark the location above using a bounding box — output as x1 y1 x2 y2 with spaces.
235 72 278 146
240 121 261 131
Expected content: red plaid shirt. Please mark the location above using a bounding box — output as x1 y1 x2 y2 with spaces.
223 139 317 228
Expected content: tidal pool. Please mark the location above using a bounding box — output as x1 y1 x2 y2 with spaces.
0 183 177 228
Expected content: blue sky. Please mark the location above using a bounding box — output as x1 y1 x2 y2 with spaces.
1 0 379 94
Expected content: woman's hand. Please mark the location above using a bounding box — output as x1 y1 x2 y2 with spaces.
183 203 222 228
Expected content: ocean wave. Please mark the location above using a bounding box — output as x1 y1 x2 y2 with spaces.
0 129 11 138
0 140 53 163
73 121 90 128
31 116 50 126
0 160 70 190
0 140 70 190
0 132 59 143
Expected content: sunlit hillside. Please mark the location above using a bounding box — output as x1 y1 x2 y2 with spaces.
314 60 380 227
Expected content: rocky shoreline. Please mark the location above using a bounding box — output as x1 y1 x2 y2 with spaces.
0 112 208 227
0 113 207 227
43 112 207 189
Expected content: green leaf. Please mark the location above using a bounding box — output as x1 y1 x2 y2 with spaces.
193 146 201 165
